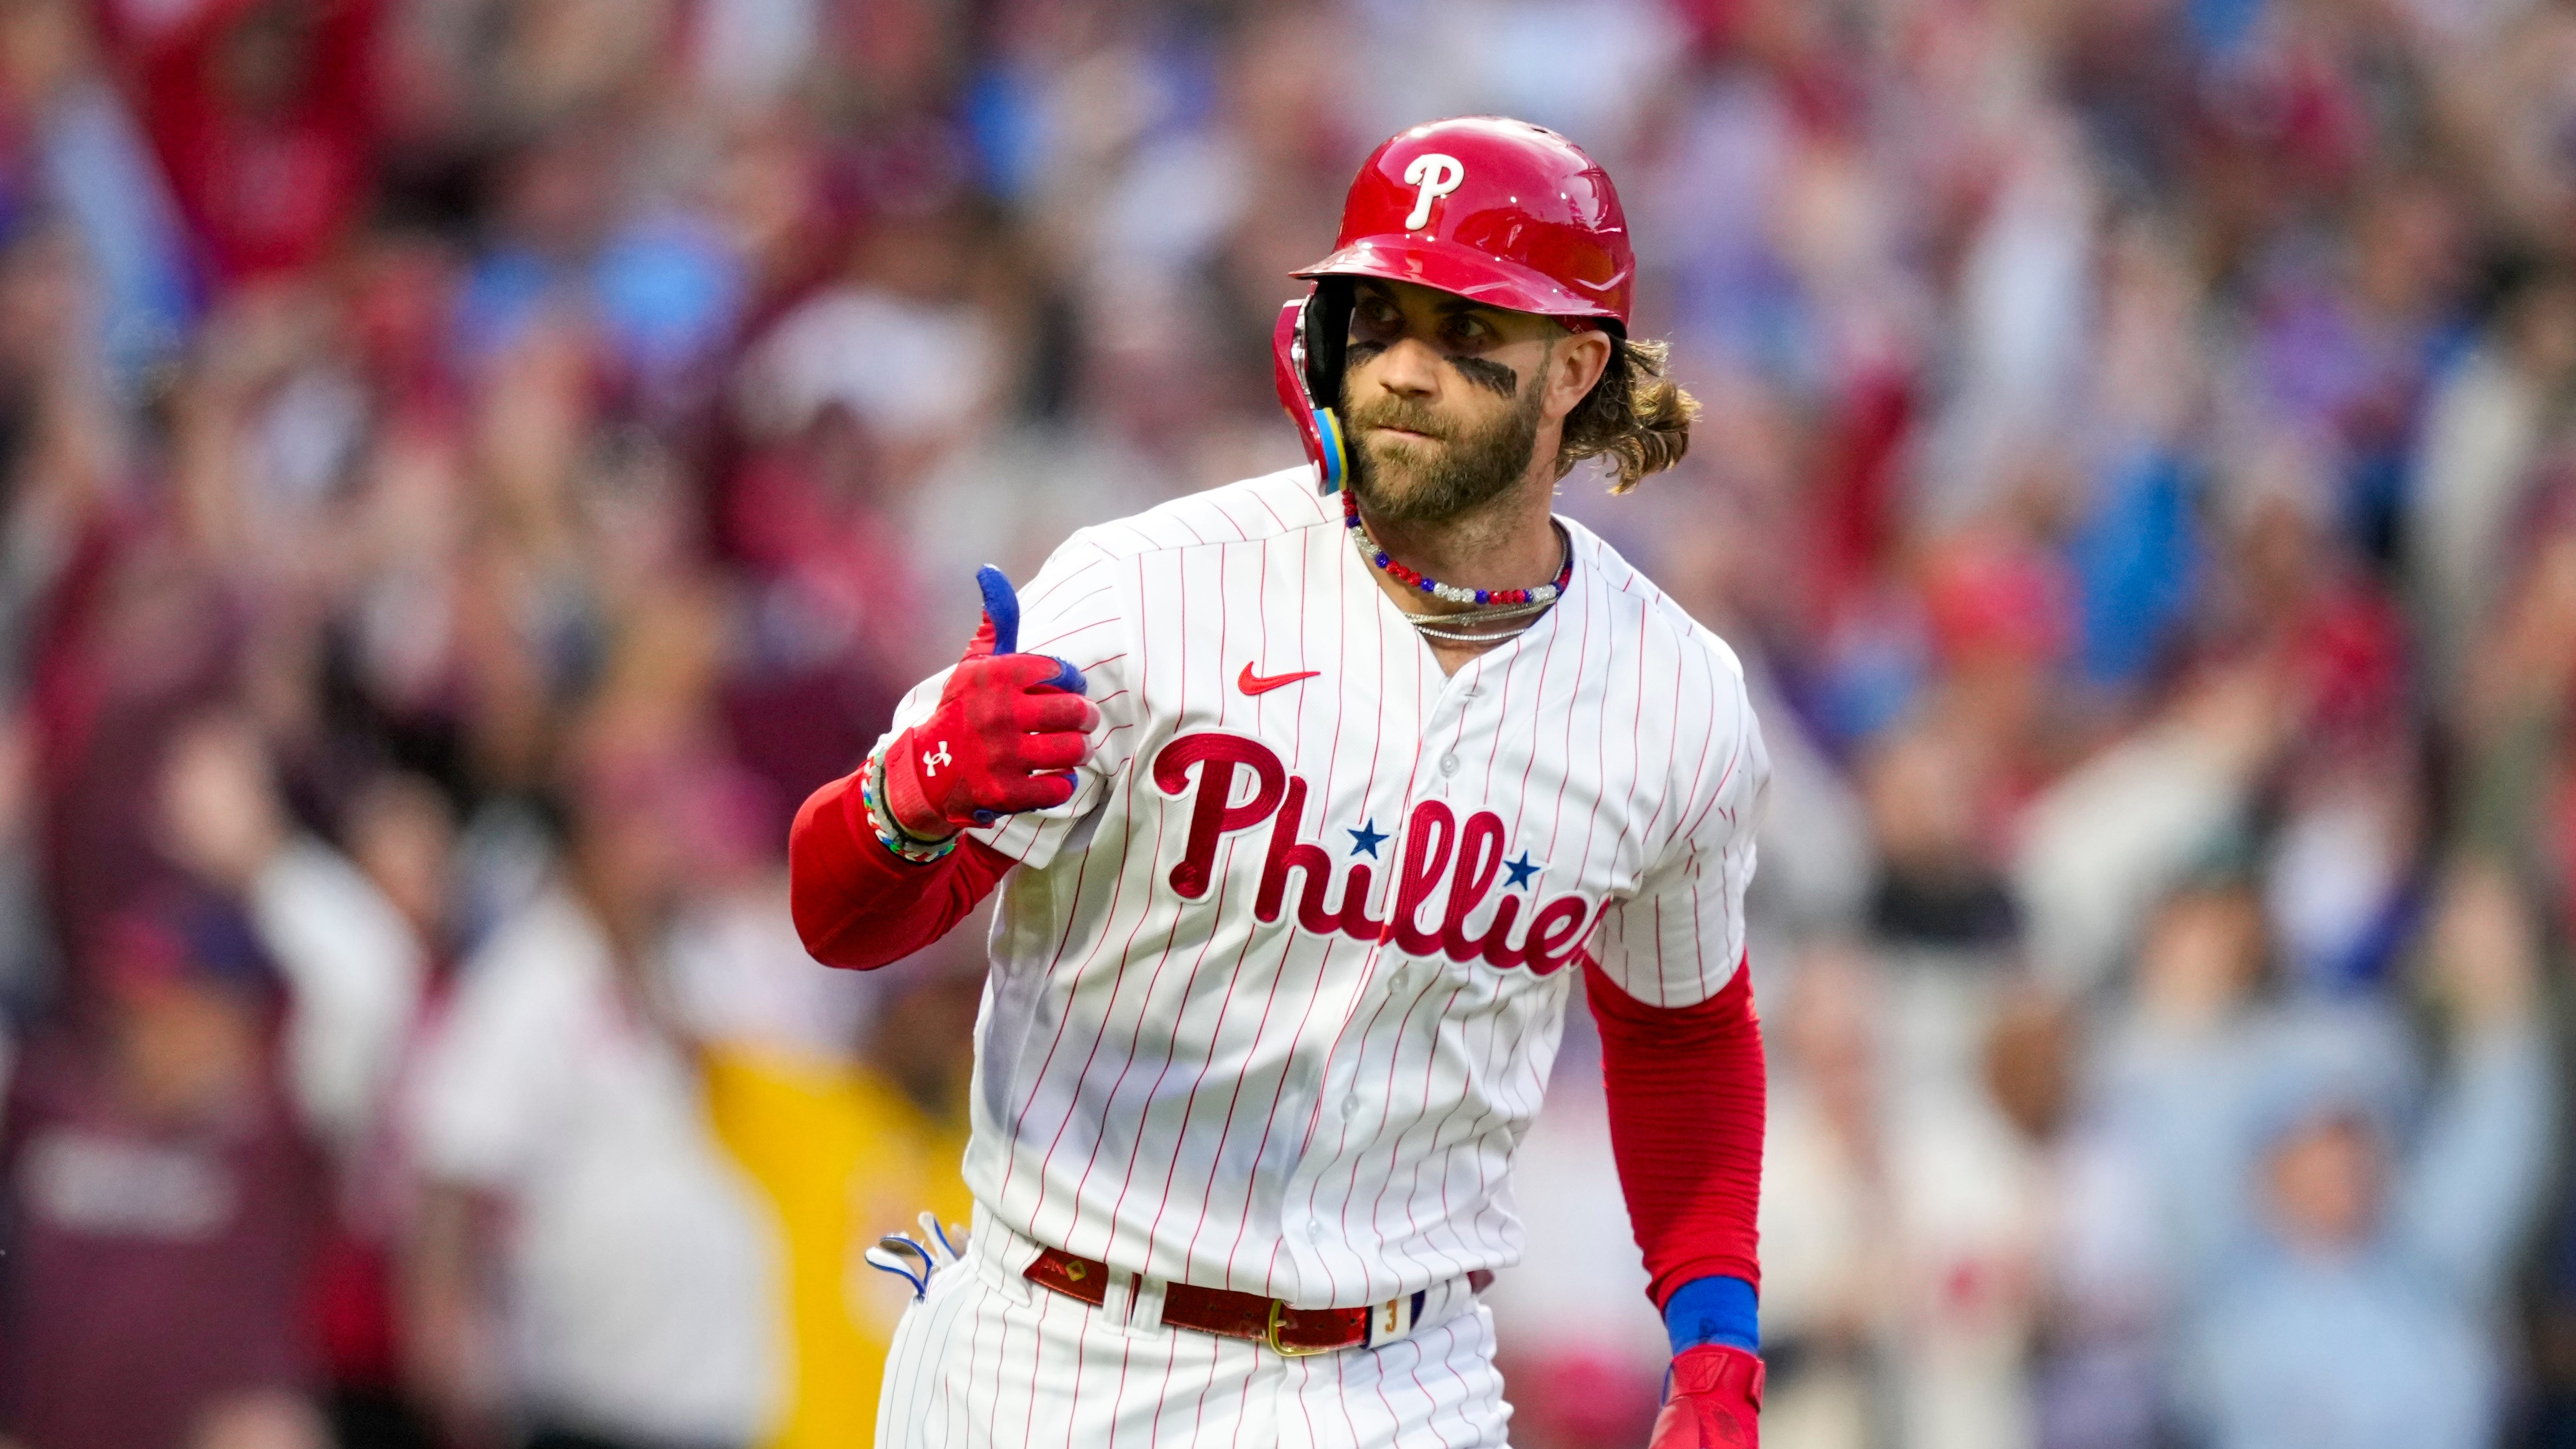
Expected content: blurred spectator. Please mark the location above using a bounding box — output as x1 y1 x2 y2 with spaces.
0 908 329 1449
1757 940 2048 1449
402 750 780 1449
1754 943 1895 1449
157 711 426 1158
309 769 457 1449
2016 663 2294 994
1997 987 2167 1449
110 0 384 285
2089 868 2426 1326
156 711 445 1447
2173 858 2555 1449
2404 261 2576 693
0 0 195 393
698 924 978 1449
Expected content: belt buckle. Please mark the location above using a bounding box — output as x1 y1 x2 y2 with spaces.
1265 1298 1334 1357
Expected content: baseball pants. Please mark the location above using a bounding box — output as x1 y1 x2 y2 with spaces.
875 1211 1512 1448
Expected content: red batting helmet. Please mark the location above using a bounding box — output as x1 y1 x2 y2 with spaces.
1273 117 1636 493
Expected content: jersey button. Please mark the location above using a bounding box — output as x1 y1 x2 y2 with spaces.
1340 1094 1360 1120
1438 751 1460 776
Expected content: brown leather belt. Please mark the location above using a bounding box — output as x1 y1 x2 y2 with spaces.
1024 1247 1491 1356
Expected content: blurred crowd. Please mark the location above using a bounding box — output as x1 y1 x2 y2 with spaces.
0 0 2572 1448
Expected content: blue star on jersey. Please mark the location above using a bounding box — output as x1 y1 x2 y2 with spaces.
1347 819 1388 857
1503 851 1542 890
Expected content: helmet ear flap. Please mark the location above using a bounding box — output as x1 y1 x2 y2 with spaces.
1274 279 1354 495
1300 278 1354 410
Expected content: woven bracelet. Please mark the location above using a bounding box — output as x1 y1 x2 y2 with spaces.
860 745 962 863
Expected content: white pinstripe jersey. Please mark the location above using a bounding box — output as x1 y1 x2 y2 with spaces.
883 466 1769 1312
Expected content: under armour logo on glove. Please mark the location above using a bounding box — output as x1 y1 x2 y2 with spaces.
923 742 953 776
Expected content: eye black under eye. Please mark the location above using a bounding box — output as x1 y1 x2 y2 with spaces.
1445 354 1518 398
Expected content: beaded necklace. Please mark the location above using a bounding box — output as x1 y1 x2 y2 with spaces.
1342 489 1574 641
1343 488 1573 605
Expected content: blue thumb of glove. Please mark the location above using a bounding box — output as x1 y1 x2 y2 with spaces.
975 565 1087 694
975 565 1023 656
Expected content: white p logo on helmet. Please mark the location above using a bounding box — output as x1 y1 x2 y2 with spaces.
1402 153 1465 230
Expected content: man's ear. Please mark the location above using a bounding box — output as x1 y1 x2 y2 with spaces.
1542 331 1613 422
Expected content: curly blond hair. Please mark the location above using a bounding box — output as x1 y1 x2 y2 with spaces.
1555 335 1700 492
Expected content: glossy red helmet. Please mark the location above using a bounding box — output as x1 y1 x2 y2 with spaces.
1273 117 1635 493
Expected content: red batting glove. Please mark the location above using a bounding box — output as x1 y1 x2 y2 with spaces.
1648 1345 1764 1449
882 567 1098 838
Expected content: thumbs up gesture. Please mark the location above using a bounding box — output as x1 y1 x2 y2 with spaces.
879 567 1098 839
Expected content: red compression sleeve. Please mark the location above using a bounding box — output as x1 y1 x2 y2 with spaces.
1585 955 1766 1305
787 769 1014 970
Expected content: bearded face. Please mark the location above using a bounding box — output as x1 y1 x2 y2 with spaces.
1340 361 1545 523
1335 281 1562 524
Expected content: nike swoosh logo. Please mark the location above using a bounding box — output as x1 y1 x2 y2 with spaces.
1238 662 1322 696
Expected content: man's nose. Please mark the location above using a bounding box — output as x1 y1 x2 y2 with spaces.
1372 336 1443 397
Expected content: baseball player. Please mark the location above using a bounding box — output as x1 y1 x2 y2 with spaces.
789 116 1770 1448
